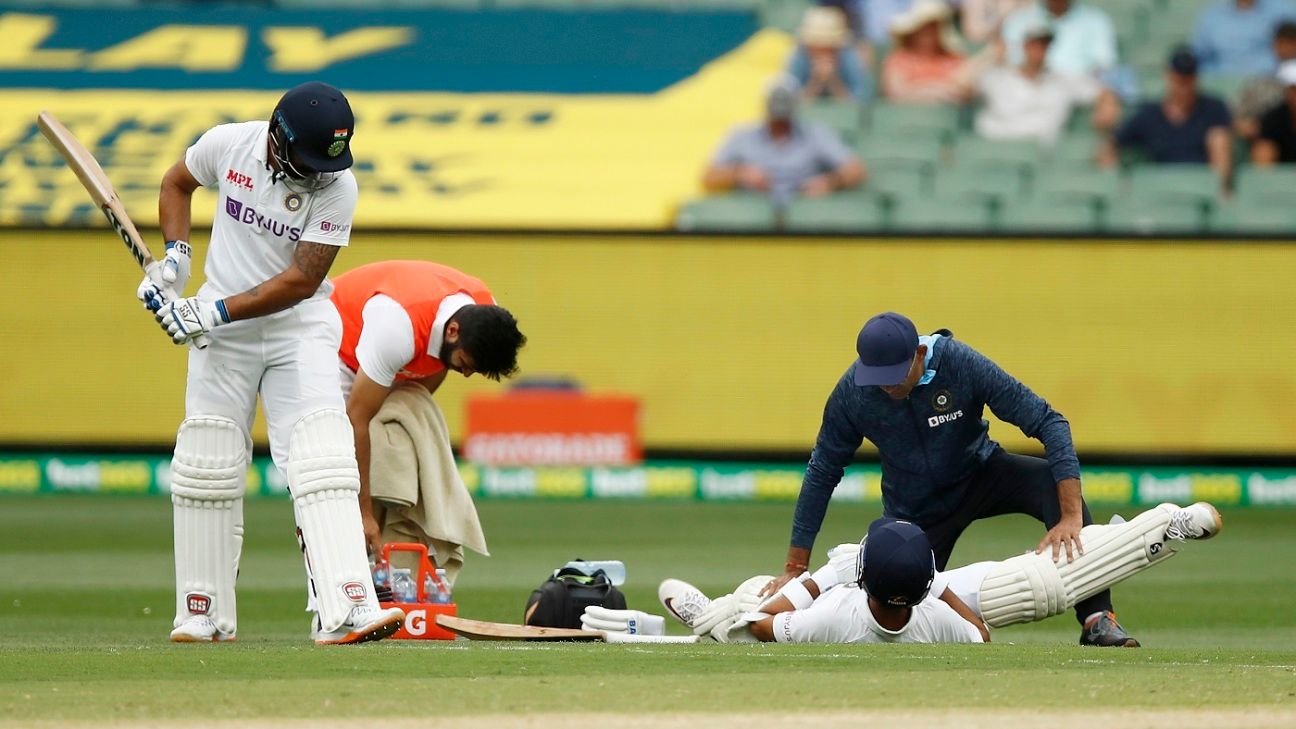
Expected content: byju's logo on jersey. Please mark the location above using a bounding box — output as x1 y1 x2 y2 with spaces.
225 196 303 241
225 169 254 191
927 410 964 428
320 221 350 234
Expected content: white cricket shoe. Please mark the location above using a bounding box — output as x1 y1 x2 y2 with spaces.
1166 502 1223 541
169 615 235 643
312 606 404 645
658 578 711 630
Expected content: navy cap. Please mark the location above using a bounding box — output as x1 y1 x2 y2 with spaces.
273 81 355 173
858 518 935 607
1168 46 1199 76
853 312 919 386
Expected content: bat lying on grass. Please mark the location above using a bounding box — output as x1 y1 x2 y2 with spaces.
436 615 700 644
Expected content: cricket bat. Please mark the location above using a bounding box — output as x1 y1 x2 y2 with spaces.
36 111 208 349
435 615 700 644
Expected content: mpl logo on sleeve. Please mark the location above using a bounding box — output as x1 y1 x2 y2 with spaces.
927 410 964 428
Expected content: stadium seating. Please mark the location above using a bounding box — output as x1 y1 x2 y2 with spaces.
676 193 777 231
784 193 887 232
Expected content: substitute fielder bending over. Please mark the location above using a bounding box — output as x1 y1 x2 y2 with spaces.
329 260 525 555
766 311 1138 646
139 82 403 644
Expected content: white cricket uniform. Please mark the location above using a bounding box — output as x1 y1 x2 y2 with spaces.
335 292 475 400
771 564 992 644
182 121 358 467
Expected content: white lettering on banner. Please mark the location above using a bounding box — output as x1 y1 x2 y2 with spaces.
591 468 647 498
1138 474 1193 504
1248 474 1296 505
464 434 631 466
45 459 100 490
927 410 964 428
405 609 427 637
481 469 537 497
700 470 755 500
831 473 867 502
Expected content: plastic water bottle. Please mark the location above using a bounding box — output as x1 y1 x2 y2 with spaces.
563 560 626 586
434 568 452 604
371 555 391 591
391 568 416 603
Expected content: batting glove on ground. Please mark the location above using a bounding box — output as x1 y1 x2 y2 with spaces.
581 607 665 636
156 295 228 344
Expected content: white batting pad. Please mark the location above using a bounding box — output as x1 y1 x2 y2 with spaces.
287 409 376 633
979 504 1178 628
170 416 247 636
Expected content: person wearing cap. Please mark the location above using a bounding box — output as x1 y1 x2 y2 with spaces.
136 83 407 645
787 6 873 101
974 20 1075 142
1099 47 1233 186
747 518 988 644
703 75 865 204
766 311 1142 647
881 0 988 104
1193 0 1296 78
1251 59 1296 162
1001 1 1117 88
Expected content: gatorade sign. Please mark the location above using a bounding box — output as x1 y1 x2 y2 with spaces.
464 393 642 467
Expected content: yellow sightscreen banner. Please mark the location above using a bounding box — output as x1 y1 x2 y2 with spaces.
2 231 1293 455
0 26 790 231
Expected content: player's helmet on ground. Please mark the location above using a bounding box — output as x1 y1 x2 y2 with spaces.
268 81 355 191
855 518 936 607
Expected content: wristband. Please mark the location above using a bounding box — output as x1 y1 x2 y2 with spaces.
215 299 231 324
165 240 190 256
810 562 843 592
776 577 814 610
784 560 809 574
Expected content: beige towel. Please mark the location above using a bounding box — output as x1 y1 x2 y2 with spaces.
368 383 488 586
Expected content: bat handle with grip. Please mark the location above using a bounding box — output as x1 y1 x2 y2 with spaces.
148 268 211 350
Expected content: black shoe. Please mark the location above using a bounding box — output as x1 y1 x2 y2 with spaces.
1079 611 1140 647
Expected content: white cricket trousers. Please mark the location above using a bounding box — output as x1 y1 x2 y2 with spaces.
184 298 347 468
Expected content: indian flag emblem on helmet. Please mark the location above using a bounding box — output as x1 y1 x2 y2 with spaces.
327 128 349 158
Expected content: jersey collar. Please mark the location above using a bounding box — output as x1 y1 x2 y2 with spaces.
427 292 476 358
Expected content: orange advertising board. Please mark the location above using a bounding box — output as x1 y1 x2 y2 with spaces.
464 392 642 466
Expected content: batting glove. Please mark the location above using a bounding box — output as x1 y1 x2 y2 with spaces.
810 542 862 592
159 240 192 292
580 606 665 636
156 295 228 345
136 262 171 313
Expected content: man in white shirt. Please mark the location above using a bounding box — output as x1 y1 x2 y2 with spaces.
976 21 1075 143
137 82 404 645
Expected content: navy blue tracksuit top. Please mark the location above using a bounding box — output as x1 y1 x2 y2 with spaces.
791 335 1081 549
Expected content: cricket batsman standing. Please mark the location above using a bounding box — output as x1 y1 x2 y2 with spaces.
138 82 404 644
766 311 1139 647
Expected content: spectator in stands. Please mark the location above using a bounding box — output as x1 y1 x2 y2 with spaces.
1234 20 1296 139
1194 0 1296 78
975 21 1074 143
703 76 866 205
882 0 992 103
1001 0 1117 103
958 0 1033 45
859 0 915 48
1099 49 1233 187
1252 60 1296 163
788 6 874 100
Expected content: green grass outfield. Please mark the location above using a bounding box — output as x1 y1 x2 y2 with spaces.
1 495 1294 726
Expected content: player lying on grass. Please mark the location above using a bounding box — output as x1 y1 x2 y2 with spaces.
633 501 1221 645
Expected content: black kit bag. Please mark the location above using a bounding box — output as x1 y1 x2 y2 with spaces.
524 565 627 629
